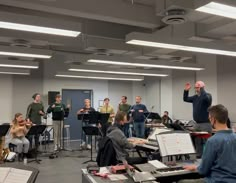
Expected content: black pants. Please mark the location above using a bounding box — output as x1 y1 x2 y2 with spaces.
126 156 147 165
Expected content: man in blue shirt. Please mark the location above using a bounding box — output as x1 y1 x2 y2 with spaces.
182 104 236 183
183 81 212 157
130 96 148 138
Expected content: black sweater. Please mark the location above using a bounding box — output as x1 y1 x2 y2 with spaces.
47 103 69 120
183 88 212 123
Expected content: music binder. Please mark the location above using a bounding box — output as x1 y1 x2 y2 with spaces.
156 132 195 157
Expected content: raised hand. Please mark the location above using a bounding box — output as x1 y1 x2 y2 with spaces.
185 82 191 91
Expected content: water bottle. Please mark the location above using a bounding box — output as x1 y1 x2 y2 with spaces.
23 157 27 165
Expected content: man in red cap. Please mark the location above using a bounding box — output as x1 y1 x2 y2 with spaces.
183 81 212 158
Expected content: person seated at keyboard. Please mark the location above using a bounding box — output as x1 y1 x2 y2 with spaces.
180 104 236 183
10 113 32 161
161 111 173 125
107 111 146 168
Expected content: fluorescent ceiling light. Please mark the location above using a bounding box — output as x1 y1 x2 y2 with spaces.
0 21 81 37
0 64 38 69
0 51 51 59
69 68 168 77
0 60 39 69
0 68 30 75
56 74 143 81
0 71 29 75
87 59 204 71
127 40 236 57
196 2 236 19
0 45 52 59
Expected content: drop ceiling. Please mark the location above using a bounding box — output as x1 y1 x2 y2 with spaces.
0 0 235 76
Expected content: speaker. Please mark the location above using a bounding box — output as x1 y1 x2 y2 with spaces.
48 91 60 105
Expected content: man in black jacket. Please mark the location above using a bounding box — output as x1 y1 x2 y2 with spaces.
183 81 212 157
47 94 70 151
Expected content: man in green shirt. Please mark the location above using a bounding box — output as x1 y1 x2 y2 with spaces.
100 98 115 124
118 96 131 137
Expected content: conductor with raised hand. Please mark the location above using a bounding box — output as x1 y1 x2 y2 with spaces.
183 81 212 158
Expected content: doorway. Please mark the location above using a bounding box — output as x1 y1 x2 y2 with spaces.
62 89 93 140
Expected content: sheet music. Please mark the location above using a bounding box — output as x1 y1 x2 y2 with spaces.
108 174 128 181
0 168 10 183
0 168 32 183
157 133 195 156
148 128 172 141
148 160 168 169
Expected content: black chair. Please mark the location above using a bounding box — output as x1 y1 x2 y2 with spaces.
9 143 17 152
96 136 117 167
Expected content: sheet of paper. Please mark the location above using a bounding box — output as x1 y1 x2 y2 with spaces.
99 167 110 174
157 133 195 156
108 174 128 181
148 160 167 169
0 168 11 183
0 168 32 183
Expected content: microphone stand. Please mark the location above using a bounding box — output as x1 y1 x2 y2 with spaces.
144 106 154 123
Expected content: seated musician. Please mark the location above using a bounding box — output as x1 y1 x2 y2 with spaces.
77 99 96 150
180 104 236 183
10 113 32 161
107 111 146 167
161 111 173 124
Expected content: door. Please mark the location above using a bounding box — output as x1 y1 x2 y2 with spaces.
62 89 93 140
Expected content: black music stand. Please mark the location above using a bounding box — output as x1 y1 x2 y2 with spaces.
27 125 46 164
78 113 91 149
0 124 10 137
82 111 100 164
144 112 161 122
98 113 110 137
82 126 99 164
144 112 161 138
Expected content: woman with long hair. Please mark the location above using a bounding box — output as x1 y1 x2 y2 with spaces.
10 113 31 161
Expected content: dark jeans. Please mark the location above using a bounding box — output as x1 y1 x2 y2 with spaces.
194 123 212 157
123 123 130 138
133 122 145 138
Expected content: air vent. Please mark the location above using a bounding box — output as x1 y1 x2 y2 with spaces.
11 39 31 48
94 52 113 56
162 9 187 25
8 57 20 60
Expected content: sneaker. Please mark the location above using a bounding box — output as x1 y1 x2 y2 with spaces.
80 142 86 147
54 145 58 151
87 144 91 150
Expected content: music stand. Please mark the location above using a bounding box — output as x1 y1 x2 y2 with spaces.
0 124 10 137
27 125 46 164
144 112 161 122
81 111 100 164
98 113 110 137
82 126 99 164
78 113 92 149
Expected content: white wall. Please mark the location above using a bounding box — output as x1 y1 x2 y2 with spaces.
108 80 133 112
160 75 173 117
132 81 146 104
196 54 218 105
12 64 44 117
0 75 13 123
217 56 236 122
145 78 161 112
172 70 196 120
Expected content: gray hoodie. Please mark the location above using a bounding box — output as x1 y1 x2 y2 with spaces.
107 125 134 162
